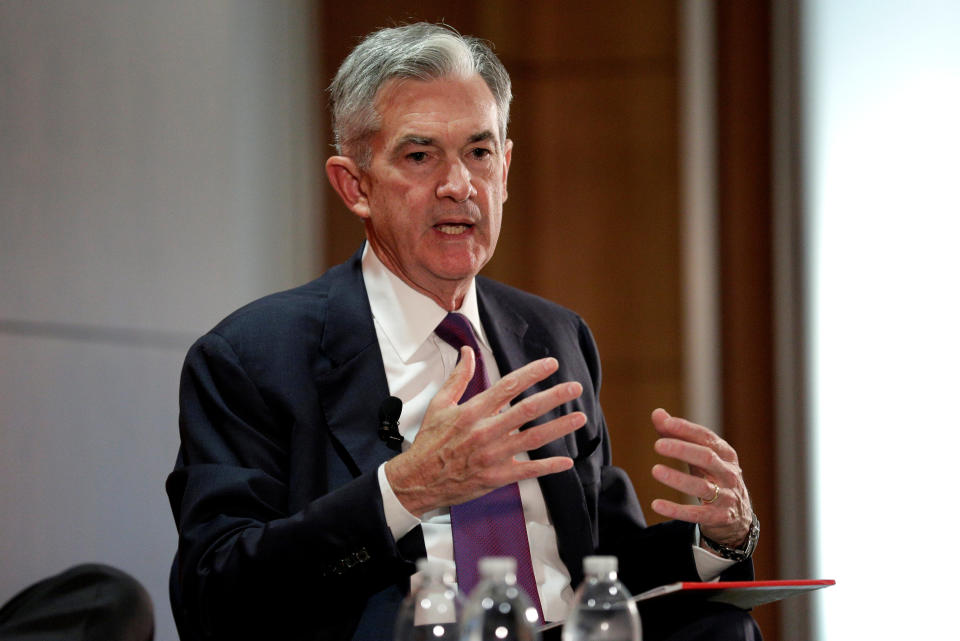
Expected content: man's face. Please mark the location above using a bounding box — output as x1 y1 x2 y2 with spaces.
357 74 512 303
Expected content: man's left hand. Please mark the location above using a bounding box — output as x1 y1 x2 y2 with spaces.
648 408 753 548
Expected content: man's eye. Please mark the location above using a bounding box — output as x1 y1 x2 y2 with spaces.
407 151 428 162
470 148 492 160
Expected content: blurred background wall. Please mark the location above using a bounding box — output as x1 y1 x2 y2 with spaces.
3 1 956 640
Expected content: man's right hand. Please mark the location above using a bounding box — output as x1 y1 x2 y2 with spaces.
383 346 586 517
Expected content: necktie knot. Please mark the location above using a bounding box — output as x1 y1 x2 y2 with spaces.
434 313 487 404
434 313 480 354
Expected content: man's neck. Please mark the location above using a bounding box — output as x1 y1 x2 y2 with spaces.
423 286 468 312
361 243 488 364
367 245 471 311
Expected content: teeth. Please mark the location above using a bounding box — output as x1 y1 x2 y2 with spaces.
436 224 469 235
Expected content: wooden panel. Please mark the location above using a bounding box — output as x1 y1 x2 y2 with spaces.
716 2 780 639
488 66 684 505
480 0 677 63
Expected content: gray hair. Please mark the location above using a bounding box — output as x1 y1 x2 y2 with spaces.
328 23 512 167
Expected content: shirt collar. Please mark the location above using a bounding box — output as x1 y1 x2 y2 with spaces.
361 243 489 363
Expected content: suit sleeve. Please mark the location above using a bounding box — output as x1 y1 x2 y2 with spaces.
166 331 418 639
575 319 754 596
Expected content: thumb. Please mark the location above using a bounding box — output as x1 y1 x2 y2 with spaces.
431 346 475 408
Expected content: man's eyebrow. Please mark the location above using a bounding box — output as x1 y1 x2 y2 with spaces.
468 131 497 148
392 135 433 154
397 134 432 147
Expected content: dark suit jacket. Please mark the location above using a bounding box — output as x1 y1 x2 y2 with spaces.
166 248 752 641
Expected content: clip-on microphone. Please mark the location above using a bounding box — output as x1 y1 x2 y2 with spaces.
378 396 404 452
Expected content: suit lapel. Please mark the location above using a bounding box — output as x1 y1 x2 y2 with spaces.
313 250 395 477
477 280 594 581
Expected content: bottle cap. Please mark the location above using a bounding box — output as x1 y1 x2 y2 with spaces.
416 558 457 587
583 555 618 576
478 556 517 581
416 558 446 575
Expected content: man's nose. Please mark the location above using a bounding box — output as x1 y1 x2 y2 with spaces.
436 160 476 202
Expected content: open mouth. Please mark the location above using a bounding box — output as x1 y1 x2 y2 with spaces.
434 223 473 235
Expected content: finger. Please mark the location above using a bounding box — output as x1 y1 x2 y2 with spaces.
651 463 720 501
651 409 734 457
650 498 705 524
499 456 575 485
484 381 583 441
652 410 737 462
470 357 560 416
653 438 741 488
430 346 476 408
450 455 576 505
493 412 587 459
650 498 723 526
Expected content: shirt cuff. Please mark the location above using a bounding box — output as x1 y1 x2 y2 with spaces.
691 525 737 581
378 462 420 542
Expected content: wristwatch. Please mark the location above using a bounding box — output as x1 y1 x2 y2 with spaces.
701 513 760 562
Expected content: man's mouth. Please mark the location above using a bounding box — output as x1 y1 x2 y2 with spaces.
435 223 473 235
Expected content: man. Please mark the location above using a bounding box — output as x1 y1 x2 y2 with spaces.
167 23 760 641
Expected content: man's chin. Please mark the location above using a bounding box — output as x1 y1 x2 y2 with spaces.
439 259 491 281
426 251 490 281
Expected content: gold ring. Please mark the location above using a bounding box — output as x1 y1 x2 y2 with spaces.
702 482 720 504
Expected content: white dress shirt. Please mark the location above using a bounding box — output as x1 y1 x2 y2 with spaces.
362 244 732 622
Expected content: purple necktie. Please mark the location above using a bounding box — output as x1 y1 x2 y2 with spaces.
434 313 544 623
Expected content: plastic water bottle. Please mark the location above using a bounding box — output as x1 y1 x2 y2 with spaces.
394 558 463 641
460 557 540 641
561 556 641 641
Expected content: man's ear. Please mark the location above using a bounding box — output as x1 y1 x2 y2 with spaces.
325 155 371 219
501 138 514 203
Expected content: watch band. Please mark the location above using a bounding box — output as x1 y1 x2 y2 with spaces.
701 513 760 562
